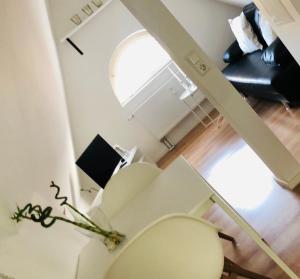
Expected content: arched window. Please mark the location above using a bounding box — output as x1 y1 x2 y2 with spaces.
110 30 171 106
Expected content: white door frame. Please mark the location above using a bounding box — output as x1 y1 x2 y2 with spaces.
120 0 300 189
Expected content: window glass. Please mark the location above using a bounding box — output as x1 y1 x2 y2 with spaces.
110 31 171 105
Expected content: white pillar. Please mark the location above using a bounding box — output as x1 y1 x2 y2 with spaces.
120 0 300 189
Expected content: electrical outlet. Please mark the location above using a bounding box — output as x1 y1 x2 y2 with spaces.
186 51 209 76
194 62 208 75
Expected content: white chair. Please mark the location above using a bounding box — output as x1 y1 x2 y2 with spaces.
104 214 272 279
104 214 224 279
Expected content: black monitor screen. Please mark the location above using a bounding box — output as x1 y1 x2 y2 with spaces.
76 135 123 188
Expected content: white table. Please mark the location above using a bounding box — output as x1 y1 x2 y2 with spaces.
77 157 299 279
77 158 213 279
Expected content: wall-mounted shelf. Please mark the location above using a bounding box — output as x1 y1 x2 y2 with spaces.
60 0 113 43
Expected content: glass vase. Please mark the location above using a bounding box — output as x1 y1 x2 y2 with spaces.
83 207 125 252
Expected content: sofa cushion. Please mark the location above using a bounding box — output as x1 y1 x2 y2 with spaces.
222 50 286 101
223 51 279 86
261 38 295 66
228 12 263 54
258 12 277 46
223 48 300 105
223 40 244 63
243 3 268 48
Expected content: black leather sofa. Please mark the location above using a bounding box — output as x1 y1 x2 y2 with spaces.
222 3 300 106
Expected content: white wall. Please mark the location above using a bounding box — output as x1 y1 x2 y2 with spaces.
0 0 86 278
217 0 251 7
48 0 240 190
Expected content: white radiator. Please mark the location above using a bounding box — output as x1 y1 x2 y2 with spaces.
124 62 206 141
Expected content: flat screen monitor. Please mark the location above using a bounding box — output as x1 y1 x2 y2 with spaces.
76 135 123 188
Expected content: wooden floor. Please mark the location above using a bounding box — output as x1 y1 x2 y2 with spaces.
158 99 300 278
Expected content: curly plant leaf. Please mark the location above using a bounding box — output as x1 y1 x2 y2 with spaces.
50 181 68 206
11 203 56 228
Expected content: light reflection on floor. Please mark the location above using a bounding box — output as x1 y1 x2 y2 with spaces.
206 144 275 210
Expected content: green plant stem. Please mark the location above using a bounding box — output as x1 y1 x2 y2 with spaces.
64 202 102 230
54 216 112 237
20 208 112 238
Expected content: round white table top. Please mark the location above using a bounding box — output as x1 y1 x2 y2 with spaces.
104 215 224 279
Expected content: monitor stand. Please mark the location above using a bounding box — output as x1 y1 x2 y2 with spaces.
113 146 138 175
